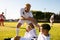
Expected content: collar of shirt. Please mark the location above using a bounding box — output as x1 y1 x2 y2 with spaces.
41 33 50 40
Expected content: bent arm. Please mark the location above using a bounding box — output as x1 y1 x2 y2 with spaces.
20 16 27 20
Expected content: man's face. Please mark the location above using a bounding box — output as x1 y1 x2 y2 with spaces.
2 12 4 14
42 28 49 36
40 27 49 34
25 6 31 12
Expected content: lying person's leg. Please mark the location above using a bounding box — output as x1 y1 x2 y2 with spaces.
24 25 37 39
14 36 21 40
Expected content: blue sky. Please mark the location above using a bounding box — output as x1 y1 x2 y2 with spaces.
0 0 60 19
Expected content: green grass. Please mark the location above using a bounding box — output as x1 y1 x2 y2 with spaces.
0 22 60 40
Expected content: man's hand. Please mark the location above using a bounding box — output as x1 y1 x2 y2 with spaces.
27 17 37 24
20 16 37 24
20 16 27 20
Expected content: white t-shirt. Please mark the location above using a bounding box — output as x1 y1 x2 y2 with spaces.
20 8 33 18
37 32 50 40
50 14 54 20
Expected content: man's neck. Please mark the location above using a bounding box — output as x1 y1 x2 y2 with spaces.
42 32 49 37
44 33 49 37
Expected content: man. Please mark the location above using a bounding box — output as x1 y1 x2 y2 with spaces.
16 3 40 37
37 24 51 40
4 25 37 40
50 14 54 26
0 12 5 26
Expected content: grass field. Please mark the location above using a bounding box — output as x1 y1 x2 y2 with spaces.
0 22 60 40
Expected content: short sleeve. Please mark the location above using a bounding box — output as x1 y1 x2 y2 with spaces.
20 8 24 17
29 12 33 17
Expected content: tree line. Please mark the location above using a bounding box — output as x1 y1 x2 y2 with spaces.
31 11 60 22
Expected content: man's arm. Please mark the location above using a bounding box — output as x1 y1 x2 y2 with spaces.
20 16 37 24
20 16 40 32
3 15 6 20
20 14 27 20
27 17 37 24
27 17 40 32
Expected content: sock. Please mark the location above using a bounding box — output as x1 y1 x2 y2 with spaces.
16 28 20 36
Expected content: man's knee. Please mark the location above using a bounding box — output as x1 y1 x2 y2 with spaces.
17 23 22 28
29 23 34 28
14 36 21 40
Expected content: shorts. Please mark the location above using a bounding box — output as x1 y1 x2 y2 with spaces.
0 19 4 22
50 20 54 23
18 20 32 25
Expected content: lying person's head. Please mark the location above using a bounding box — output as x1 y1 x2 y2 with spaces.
40 24 51 36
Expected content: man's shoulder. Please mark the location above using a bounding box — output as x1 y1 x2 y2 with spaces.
20 8 24 10
20 8 24 12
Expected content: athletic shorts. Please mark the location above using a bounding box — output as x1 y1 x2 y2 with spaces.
0 19 4 22
18 20 32 25
50 20 54 23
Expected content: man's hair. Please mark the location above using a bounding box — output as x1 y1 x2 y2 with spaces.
2 12 4 14
41 24 51 31
25 3 31 7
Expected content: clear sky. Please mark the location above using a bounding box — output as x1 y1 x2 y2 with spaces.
0 0 60 19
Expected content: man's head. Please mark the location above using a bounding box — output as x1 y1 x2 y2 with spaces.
2 12 4 14
40 24 51 36
25 3 31 12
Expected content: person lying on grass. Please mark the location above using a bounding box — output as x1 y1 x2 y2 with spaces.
4 25 37 40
